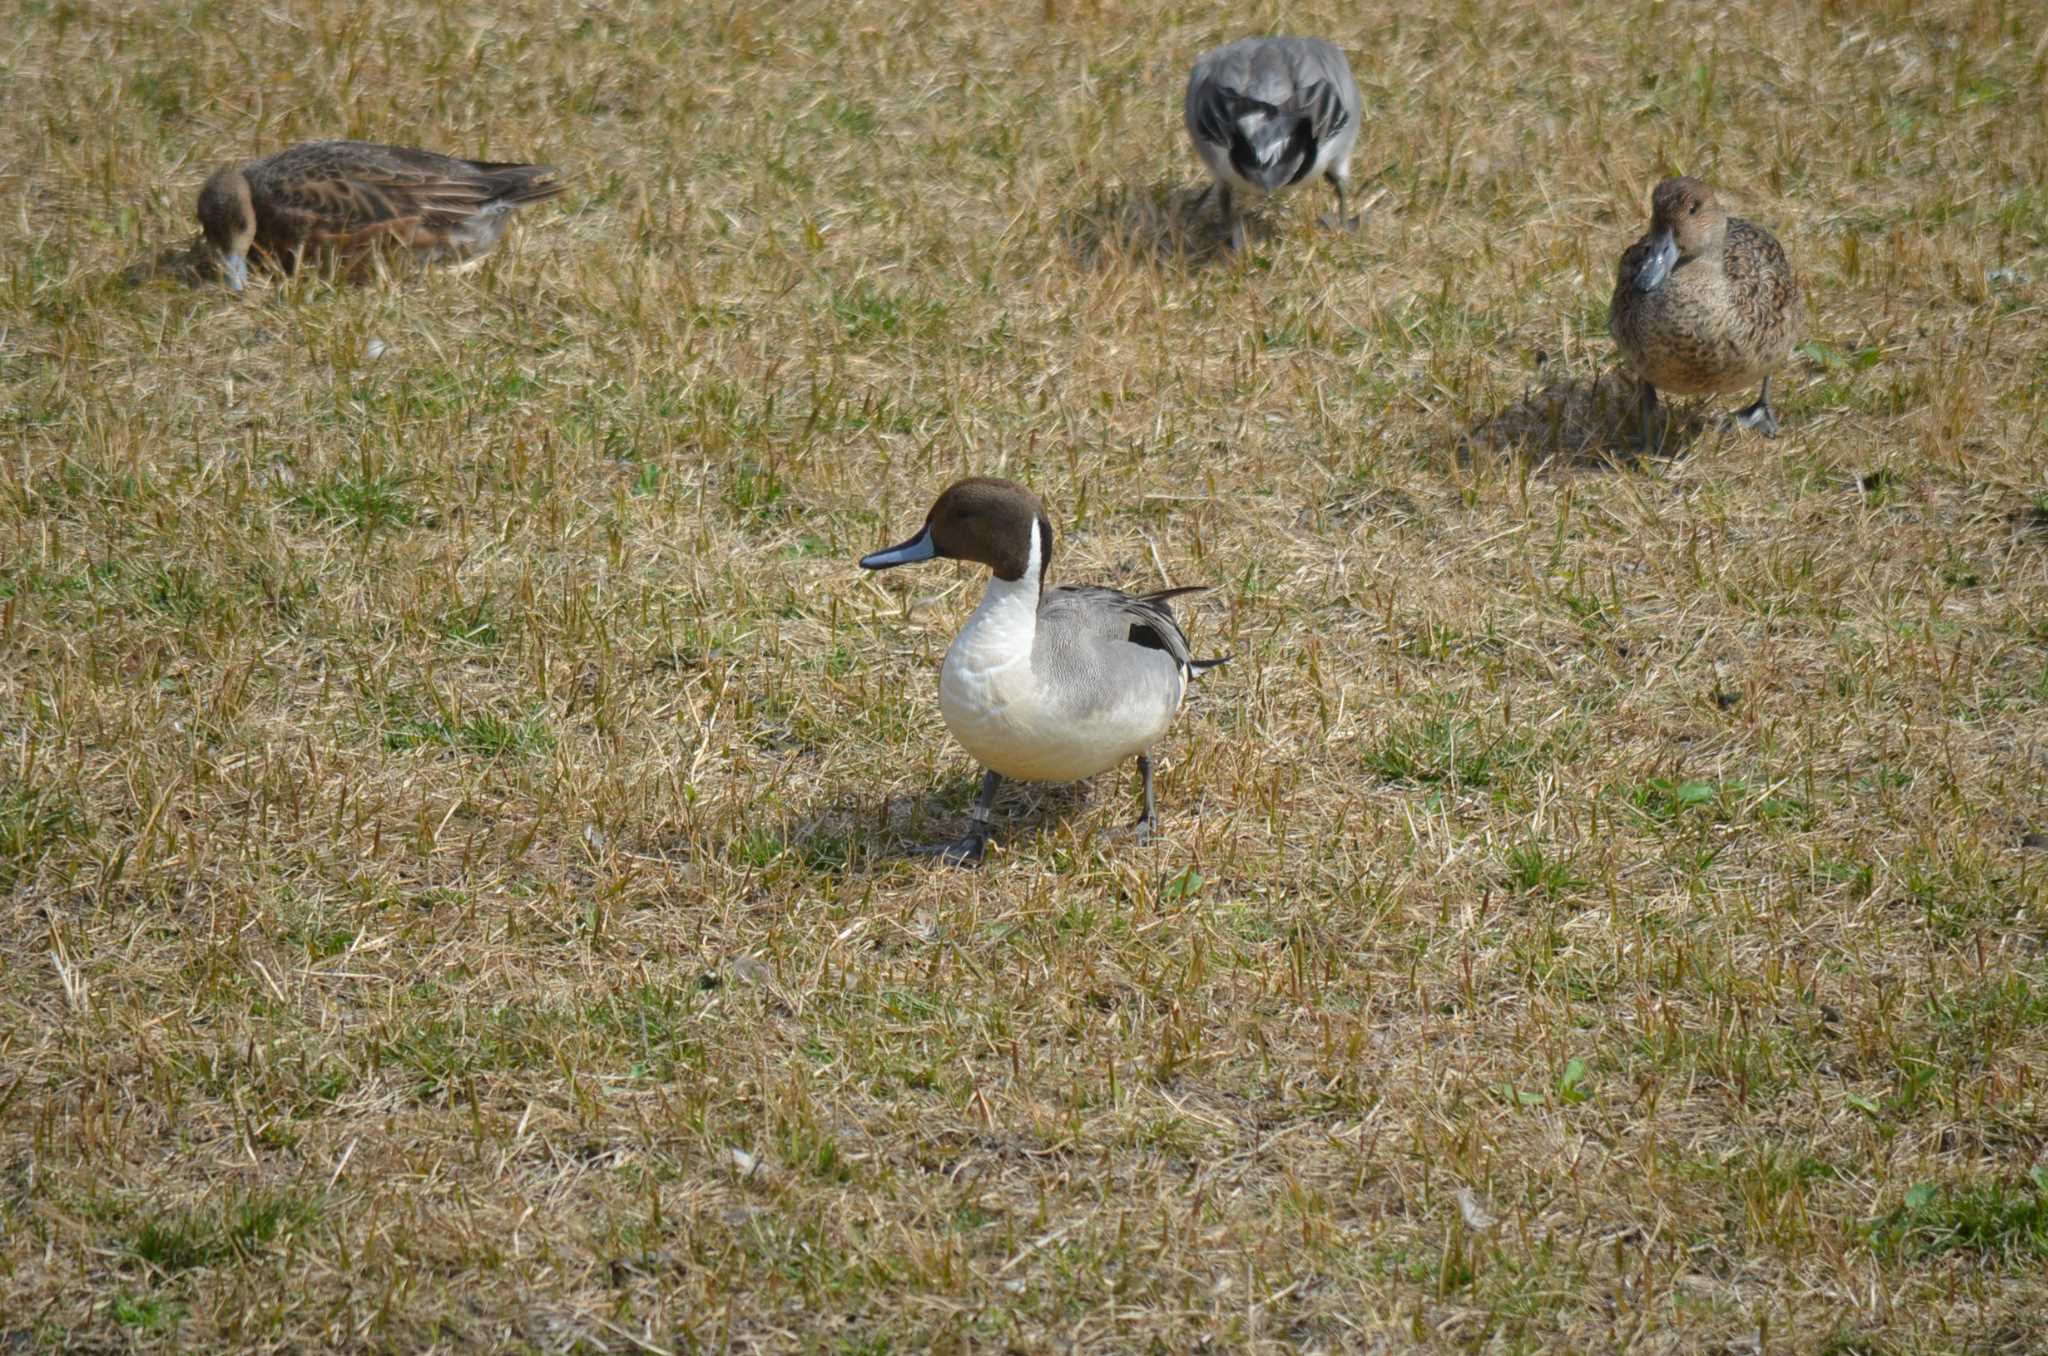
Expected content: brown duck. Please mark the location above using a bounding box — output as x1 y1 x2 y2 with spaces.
195 141 564 291
1609 176 1801 446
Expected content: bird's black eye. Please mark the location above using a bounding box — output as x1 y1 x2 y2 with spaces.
1688 203 1699 215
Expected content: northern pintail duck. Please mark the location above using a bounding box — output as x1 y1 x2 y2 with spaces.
195 141 563 291
1185 36 1362 251
1609 176 1802 446
861 478 1228 865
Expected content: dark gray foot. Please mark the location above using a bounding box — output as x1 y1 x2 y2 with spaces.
1725 378 1779 437
915 768 1001 868
912 833 987 867
1130 754 1159 845
1319 172 1360 232
1636 382 1662 452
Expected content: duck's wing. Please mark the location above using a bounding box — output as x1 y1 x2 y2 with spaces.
251 142 561 249
1187 39 1354 148
1042 584 1225 680
1722 217 1802 340
1185 45 1250 150
1279 39 1358 148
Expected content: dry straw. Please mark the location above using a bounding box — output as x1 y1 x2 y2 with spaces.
2 0 2045 1349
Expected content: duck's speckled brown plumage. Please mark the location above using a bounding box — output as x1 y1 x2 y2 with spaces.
195 140 563 288
1609 176 1801 439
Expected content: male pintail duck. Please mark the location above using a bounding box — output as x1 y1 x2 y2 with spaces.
1609 176 1802 447
1185 36 1361 251
861 478 1228 865
195 141 563 291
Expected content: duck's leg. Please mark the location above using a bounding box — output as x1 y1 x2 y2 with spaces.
1319 169 1359 232
1131 754 1158 845
916 768 1001 867
1637 382 1661 452
1727 375 1780 437
1220 186 1246 253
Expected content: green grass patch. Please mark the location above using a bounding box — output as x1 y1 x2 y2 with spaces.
1865 1171 2048 1265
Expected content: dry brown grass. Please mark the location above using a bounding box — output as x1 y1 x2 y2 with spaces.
4 0 2048 1350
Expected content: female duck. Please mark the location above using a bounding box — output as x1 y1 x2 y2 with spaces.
1609 176 1801 447
196 140 563 291
861 478 1226 865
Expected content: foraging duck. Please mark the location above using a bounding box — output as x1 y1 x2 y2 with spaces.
1185 36 1361 251
1609 176 1802 446
195 141 564 291
861 478 1227 865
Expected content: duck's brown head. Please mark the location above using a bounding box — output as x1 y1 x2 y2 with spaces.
1631 176 1729 294
195 166 256 292
860 477 1054 583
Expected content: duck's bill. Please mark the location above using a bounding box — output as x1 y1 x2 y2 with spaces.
1632 229 1677 293
860 526 937 570
221 252 249 293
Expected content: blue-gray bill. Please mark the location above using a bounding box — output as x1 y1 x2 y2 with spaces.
1632 229 1677 293
221 252 249 293
860 527 936 570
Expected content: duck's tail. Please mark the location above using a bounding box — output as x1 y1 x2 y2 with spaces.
467 162 567 208
1140 586 1230 678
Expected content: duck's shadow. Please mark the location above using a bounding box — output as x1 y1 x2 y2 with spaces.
1057 179 1265 268
785 777 1102 869
119 238 220 289
115 236 464 292
1461 366 1711 468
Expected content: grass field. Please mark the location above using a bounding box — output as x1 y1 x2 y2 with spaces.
4 0 2048 1349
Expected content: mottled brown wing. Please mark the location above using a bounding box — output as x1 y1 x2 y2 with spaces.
344 144 562 214
264 176 430 248
1722 217 1802 346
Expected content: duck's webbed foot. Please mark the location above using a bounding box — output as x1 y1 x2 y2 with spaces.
913 832 987 867
1317 172 1360 232
1725 377 1780 437
914 769 1001 868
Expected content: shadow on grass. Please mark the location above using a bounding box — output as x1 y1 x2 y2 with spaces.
119 238 219 289
1056 179 1259 269
1461 365 1715 469
768 777 1105 871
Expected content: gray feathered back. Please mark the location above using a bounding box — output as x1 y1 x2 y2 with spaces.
1185 37 1360 191
1033 585 1226 724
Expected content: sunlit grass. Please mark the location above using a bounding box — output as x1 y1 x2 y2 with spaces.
2 0 2046 1350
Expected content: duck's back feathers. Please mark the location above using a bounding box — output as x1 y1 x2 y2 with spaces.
1040 585 1226 680
1187 38 1356 143
1186 37 1359 192
1719 217 1802 351
241 141 562 264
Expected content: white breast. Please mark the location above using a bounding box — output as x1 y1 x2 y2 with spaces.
938 569 1095 781
931 530 1174 784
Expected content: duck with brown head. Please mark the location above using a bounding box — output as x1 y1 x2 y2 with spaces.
861 478 1228 866
1609 176 1802 449
195 140 564 292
